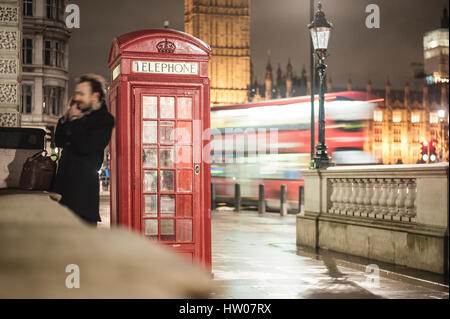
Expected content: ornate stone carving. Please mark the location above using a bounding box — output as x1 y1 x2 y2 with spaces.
0 6 18 23
0 111 20 127
0 59 17 74
0 83 17 104
0 30 18 50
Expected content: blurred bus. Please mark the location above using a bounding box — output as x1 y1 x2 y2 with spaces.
210 91 382 212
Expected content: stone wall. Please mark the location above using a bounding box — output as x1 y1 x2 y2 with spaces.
0 0 21 126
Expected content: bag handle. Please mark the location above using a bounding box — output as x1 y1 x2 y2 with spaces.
31 150 47 158
30 150 59 161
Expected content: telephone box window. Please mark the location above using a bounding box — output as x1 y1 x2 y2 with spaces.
176 121 192 144
160 148 174 168
161 195 175 217
176 195 193 217
143 121 157 144
160 121 175 144
143 96 157 118
177 219 193 242
176 145 192 168
177 97 192 119
161 170 174 191
143 170 157 192
160 219 175 241
144 195 158 217
143 219 158 236
160 97 175 118
177 170 193 192
143 148 157 168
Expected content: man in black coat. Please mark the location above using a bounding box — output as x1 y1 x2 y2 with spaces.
54 74 115 226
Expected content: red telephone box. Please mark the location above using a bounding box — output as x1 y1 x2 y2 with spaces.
108 29 212 271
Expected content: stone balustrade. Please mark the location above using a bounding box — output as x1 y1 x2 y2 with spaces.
301 163 448 228
329 177 417 222
297 163 449 274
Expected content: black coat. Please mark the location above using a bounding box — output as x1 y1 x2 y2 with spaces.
53 102 115 222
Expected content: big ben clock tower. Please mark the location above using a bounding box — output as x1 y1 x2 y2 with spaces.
185 0 251 106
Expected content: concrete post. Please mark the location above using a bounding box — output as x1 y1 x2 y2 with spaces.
258 183 265 215
211 183 216 211
234 183 241 212
280 184 287 216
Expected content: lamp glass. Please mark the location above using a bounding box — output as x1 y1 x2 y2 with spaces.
310 27 330 50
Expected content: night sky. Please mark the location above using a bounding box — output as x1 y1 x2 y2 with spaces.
68 0 448 94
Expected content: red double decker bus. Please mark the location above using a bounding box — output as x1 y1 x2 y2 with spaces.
210 91 382 212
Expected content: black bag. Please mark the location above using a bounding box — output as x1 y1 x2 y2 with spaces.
19 150 57 191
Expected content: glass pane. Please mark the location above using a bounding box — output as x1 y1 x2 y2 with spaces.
143 121 157 144
160 148 174 168
176 145 192 168
160 121 175 144
143 96 157 118
177 195 193 217
160 219 175 241
161 170 174 191
143 170 157 192
160 97 175 118
143 219 158 236
177 170 192 192
177 219 193 242
144 195 157 217
161 195 175 217
176 121 192 144
177 97 192 119
143 148 157 168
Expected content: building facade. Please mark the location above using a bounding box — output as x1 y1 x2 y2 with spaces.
184 0 250 106
20 0 70 134
369 82 448 164
0 0 22 127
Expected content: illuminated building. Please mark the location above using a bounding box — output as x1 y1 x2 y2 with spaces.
424 8 449 85
184 0 251 107
20 0 71 136
369 81 448 164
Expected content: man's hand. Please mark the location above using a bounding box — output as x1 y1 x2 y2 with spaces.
63 97 83 121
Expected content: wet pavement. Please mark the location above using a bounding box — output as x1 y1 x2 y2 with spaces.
99 197 449 299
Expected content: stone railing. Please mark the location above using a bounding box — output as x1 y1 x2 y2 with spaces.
301 163 448 228
329 177 417 222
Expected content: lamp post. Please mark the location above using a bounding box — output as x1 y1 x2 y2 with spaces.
308 2 334 169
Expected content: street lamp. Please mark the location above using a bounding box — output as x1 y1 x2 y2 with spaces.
308 2 334 169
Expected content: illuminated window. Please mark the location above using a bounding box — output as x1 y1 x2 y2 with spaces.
373 110 383 122
430 113 439 124
393 111 402 123
411 112 420 123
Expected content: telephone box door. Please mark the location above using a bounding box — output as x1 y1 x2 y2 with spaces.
134 86 202 262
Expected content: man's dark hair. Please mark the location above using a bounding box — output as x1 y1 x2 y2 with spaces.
76 74 107 101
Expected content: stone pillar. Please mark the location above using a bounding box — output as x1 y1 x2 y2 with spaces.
0 0 21 127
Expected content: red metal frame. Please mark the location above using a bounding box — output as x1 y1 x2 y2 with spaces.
108 29 211 271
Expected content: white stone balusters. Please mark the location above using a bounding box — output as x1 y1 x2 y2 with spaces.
355 179 366 216
370 179 381 217
331 179 341 213
362 179 373 217
405 179 417 218
386 179 399 217
378 179 389 217
396 179 408 218
336 178 345 214
348 178 359 216
342 179 352 215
